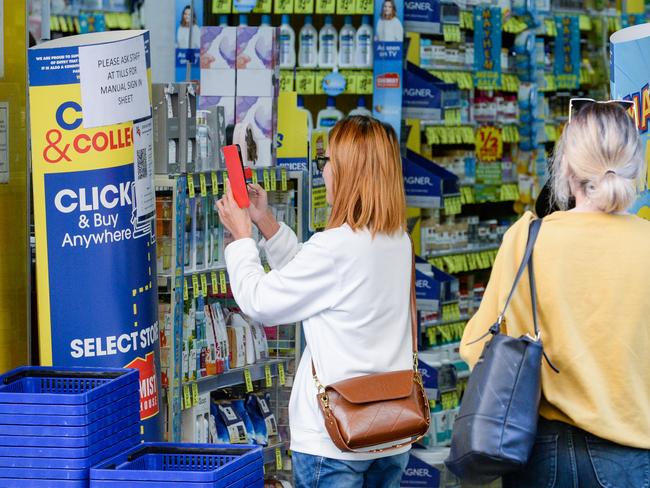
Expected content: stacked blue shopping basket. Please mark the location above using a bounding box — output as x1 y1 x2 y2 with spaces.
90 443 264 488
0 366 141 487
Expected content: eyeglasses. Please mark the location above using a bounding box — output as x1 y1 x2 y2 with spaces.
568 98 638 127
316 155 330 172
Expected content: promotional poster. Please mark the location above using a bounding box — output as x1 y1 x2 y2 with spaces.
28 30 163 440
610 23 650 220
554 15 580 90
473 6 502 90
175 0 203 82
372 0 404 138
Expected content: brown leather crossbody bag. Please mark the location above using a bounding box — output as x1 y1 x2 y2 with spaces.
312 240 431 453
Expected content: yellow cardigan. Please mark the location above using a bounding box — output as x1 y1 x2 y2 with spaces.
460 210 650 449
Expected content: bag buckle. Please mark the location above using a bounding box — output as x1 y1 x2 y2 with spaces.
413 352 419 372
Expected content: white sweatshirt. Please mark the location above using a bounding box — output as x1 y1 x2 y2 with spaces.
225 222 413 460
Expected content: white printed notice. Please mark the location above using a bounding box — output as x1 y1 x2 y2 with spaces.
0 102 7 184
133 117 155 220
78 35 150 128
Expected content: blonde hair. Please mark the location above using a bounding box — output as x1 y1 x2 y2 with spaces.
551 103 645 213
381 0 397 20
327 116 406 235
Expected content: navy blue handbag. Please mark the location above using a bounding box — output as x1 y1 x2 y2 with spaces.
445 219 558 484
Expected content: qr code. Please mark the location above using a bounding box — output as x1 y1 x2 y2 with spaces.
136 148 148 180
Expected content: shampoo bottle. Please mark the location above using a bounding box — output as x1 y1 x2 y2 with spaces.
279 14 296 68
298 15 318 68
338 16 356 68
318 15 338 68
355 16 373 68
349 96 372 117
316 97 344 132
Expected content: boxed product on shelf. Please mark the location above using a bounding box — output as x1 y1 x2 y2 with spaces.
234 96 277 167
200 26 237 97
182 392 211 444
401 447 461 487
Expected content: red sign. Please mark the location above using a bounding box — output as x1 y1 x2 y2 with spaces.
376 73 401 89
126 351 160 420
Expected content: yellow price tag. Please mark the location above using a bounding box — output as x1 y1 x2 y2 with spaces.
295 0 314 13
212 0 233 12
192 382 200 406
219 270 227 294
183 385 191 409
280 70 295 92
244 368 254 393
251 169 259 185
278 362 286 386
314 70 327 95
211 271 218 294
201 274 208 297
187 174 196 198
276 448 283 470
337 0 355 14
265 364 273 388
281 168 288 191
355 0 373 14
270 170 277 191
211 171 219 195
316 0 336 12
192 274 200 298
253 0 273 13
183 278 189 301
263 170 271 191
274 0 294 14
296 70 316 94
199 173 207 197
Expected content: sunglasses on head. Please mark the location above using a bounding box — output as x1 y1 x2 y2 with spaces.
568 98 638 126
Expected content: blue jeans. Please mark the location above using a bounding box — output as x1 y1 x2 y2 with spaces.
292 451 410 488
503 419 650 488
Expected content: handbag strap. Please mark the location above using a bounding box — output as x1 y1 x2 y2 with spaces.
497 218 542 334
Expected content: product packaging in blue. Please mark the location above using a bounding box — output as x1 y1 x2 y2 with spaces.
246 394 269 446
232 399 257 444
610 23 650 220
373 0 405 138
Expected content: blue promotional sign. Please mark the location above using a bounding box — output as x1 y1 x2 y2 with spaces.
554 15 580 89
404 0 441 34
403 62 460 120
323 71 347 96
610 24 650 220
175 0 203 82
28 31 163 441
403 150 459 208
473 6 502 89
415 270 440 311
373 0 405 138
401 453 442 487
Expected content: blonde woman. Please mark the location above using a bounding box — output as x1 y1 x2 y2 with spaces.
461 102 650 487
217 117 412 487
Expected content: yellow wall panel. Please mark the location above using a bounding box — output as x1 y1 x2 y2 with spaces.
0 1 29 370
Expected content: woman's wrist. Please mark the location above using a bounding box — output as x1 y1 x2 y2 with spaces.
255 210 280 241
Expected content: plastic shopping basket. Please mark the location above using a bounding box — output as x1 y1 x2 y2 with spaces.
90 443 264 488
0 394 139 437
0 366 139 407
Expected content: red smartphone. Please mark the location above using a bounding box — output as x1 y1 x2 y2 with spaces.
222 144 250 209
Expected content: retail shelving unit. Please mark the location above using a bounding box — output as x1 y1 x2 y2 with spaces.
154 168 308 479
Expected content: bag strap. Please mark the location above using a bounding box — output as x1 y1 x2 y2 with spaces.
466 219 542 346
496 218 542 332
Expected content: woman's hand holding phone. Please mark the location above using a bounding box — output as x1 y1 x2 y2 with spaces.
248 184 280 241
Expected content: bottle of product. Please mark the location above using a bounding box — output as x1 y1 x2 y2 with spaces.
298 15 318 68
318 15 338 69
260 14 271 26
355 15 373 68
297 95 314 138
349 96 372 117
219 15 229 26
317 97 344 131
239 14 248 26
279 14 296 69
338 16 356 68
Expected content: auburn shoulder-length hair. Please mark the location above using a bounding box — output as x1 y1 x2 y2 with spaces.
326 116 407 236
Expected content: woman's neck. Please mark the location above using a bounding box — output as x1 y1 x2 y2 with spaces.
570 191 603 213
